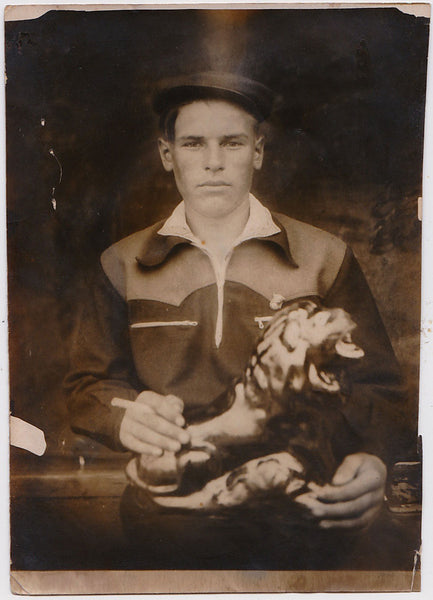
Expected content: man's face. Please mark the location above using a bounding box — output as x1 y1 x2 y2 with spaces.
158 100 264 220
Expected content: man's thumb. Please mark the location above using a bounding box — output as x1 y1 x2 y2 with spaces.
332 454 361 486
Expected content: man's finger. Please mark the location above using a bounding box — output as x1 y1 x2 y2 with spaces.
294 487 384 518
319 504 382 530
120 433 164 456
127 420 183 453
127 401 185 428
294 492 326 516
165 394 184 412
143 413 190 445
136 392 185 426
313 477 383 503
314 489 383 519
137 391 183 411
312 471 385 503
126 409 186 439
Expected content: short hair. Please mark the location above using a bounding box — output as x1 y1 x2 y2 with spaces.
160 100 262 142
159 103 187 142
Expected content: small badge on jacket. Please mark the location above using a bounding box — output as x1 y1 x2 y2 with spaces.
269 293 286 310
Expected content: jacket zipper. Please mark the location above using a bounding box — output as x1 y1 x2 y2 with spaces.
194 245 232 349
209 253 232 348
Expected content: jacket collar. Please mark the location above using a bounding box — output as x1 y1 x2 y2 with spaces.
136 194 298 268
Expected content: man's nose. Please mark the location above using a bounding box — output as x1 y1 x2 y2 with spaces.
204 143 224 171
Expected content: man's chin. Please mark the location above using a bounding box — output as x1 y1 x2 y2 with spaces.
190 194 241 218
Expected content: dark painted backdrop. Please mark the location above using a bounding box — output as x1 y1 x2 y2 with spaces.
6 7 428 459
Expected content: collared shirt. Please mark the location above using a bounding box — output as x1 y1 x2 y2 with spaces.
158 193 281 246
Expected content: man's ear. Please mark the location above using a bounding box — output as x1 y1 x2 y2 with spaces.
158 138 174 172
253 135 265 170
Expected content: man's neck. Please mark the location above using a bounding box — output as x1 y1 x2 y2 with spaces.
185 197 250 261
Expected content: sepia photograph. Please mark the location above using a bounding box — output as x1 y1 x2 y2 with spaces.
6 3 427 594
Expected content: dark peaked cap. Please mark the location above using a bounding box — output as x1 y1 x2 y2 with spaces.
153 72 275 122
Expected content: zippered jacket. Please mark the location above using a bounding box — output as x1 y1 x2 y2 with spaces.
64 198 409 467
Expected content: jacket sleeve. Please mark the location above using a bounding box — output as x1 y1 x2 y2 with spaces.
64 262 141 451
323 246 412 468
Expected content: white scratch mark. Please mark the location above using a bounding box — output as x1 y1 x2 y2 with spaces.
79 455 85 469
49 148 62 209
40 117 45 126
49 147 63 184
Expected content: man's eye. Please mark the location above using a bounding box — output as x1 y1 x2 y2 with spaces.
183 141 201 148
223 141 243 148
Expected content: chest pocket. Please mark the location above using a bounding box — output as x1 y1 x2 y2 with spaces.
127 297 212 397
128 315 202 392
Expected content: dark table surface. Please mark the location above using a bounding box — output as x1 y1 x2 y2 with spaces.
10 450 422 572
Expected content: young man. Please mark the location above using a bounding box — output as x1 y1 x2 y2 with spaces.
65 72 408 568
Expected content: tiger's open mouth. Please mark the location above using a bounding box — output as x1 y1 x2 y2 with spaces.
307 332 364 392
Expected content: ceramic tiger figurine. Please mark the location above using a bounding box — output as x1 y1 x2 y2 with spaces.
126 300 364 511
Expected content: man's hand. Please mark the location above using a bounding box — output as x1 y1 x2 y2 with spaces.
119 391 190 456
295 453 387 529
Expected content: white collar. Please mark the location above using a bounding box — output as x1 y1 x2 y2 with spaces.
157 194 280 247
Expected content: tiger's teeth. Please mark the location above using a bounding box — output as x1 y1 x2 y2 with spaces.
308 363 321 387
335 338 365 359
308 363 340 392
320 371 332 384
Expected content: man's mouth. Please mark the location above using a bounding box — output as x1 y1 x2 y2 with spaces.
198 181 231 187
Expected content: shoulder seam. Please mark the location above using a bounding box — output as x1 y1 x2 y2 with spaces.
100 245 126 298
273 212 347 296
